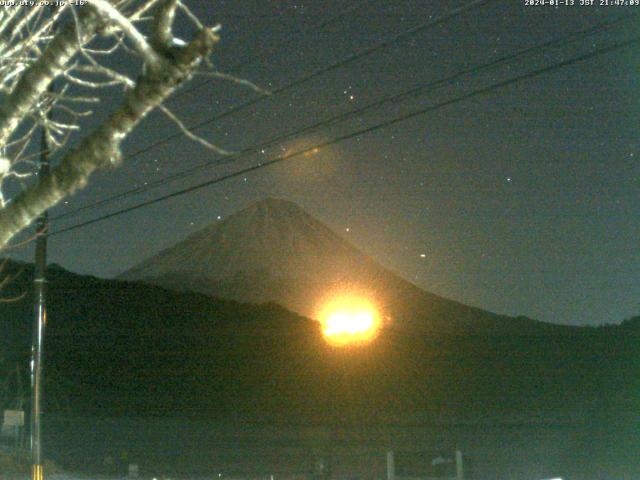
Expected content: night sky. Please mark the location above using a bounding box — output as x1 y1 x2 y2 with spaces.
10 0 640 326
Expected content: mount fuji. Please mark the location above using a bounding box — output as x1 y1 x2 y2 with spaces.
120 197 553 334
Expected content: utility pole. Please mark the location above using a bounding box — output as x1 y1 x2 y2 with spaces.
31 107 51 480
386 450 395 480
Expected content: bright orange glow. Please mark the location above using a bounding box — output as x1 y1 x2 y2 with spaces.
318 296 381 346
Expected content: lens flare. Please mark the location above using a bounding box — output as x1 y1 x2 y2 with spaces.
318 295 381 346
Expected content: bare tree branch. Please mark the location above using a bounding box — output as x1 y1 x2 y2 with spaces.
0 7 102 151
0 25 220 249
86 0 162 67
153 0 178 50
158 103 232 155
0 1 231 249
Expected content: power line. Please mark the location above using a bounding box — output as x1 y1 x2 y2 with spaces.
51 12 636 222
52 0 492 221
109 0 493 164
168 0 373 103
50 35 640 236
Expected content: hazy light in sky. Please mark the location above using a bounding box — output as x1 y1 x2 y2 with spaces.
274 136 341 184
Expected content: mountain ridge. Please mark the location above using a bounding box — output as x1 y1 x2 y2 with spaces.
1 258 637 422
2 257 639 478
120 197 569 334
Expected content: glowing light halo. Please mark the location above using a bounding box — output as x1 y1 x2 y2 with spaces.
272 135 340 184
317 294 381 346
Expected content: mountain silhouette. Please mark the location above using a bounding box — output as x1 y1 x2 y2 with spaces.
1 258 637 421
120 198 553 335
1 260 639 477
3 200 638 477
